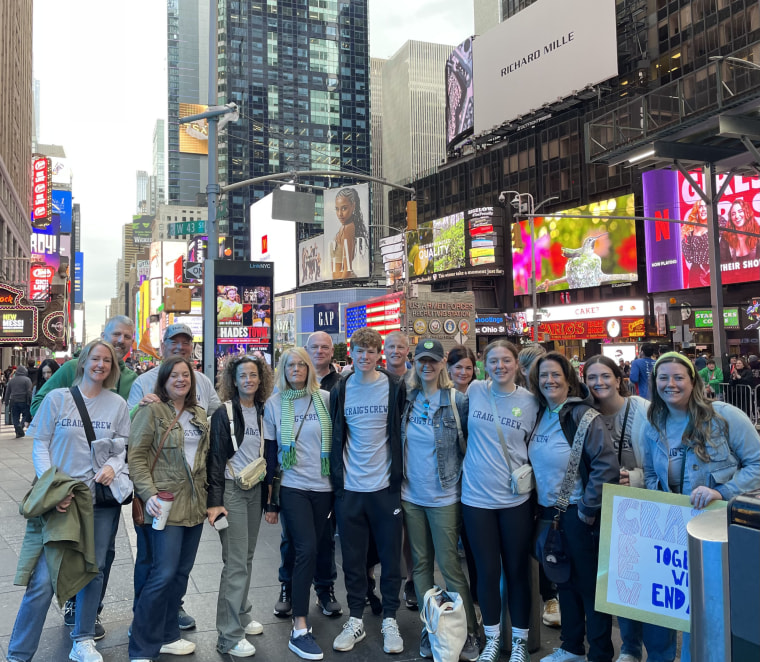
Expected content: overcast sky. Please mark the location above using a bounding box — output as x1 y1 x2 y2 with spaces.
32 0 474 341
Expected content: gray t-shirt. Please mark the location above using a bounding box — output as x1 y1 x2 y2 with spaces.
264 391 332 492
529 408 584 508
225 405 263 480
128 367 221 415
600 395 647 471
666 414 690 493
30 388 131 499
402 391 459 507
462 382 539 509
178 409 204 469
343 372 390 493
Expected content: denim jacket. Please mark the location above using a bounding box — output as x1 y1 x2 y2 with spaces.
642 400 760 501
401 388 469 490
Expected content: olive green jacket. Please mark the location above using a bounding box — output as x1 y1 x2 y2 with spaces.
129 401 210 527
15 467 98 606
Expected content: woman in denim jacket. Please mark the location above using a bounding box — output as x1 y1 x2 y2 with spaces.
400 338 479 662
642 352 760 662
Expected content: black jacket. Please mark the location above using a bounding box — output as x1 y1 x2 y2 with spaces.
532 384 619 520
207 396 264 508
329 367 406 498
319 366 341 392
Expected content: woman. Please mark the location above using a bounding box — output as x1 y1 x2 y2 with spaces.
728 356 754 416
401 339 479 662
642 352 760 661
128 356 211 662
31 358 59 398
527 351 619 662
721 198 760 284
331 188 368 279
516 344 545 388
7 340 131 662
584 355 673 662
447 344 477 394
263 347 333 660
208 356 273 657
462 340 539 662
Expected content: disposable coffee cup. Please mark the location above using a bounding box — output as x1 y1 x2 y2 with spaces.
152 491 175 530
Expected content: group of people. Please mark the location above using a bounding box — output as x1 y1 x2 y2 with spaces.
6 316 760 662
3 359 61 437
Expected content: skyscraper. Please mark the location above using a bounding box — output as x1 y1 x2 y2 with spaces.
136 170 149 214
152 119 166 213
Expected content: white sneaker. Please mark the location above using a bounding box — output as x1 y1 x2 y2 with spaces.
244 620 264 635
229 638 256 658
333 617 366 652
69 639 103 662
381 617 404 654
616 655 640 662
542 597 561 627
159 638 197 655
540 649 586 662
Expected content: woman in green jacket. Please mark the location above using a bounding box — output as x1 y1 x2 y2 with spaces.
127 356 211 662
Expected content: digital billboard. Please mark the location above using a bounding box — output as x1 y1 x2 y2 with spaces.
31 157 52 228
213 261 274 379
323 183 370 280
132 219 153 244
52 190 72 233
31 216 69 273
408 212 465 278
472 0 617 134
511 194 638 295
642 170 760 292
446 37 475 148
73 253 84 305
178 103 209 154
29 264 55 302
299 236 326 286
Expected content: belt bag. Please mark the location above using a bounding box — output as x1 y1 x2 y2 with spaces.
488 388 534 495
225 401 266 490
421 587 468 662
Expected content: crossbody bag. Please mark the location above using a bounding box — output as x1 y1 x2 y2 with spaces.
224 401 266 490
488 387 533 495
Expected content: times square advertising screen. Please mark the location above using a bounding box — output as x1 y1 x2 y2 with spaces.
642 170 760 291
445 37 474 148
511 194 638 295
213 261 274 378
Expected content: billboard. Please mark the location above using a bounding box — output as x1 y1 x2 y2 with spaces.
132 219 153 244
178 103 209 154
50 157 72 186
298 236 326 286
408 212 465 278
250 195 297 294
345 292 403 342
407 292 476 353
213 261 274 379
52 190 72 233
31 157 52 227
323 183 370 279
314 303 339 334
0 284 38 344
642 170 760 292
472 0 617 134
73 252 84 304
31 216 71 273
445 37 475 147
29 264 55 302
511 194 638 295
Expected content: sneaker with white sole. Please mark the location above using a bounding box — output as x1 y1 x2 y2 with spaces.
616 655 640 662
381 618 404 654
509 636 530 662
289 630 324 660
275 583 293 618
229 638 256 658
316 588 343 617
159 638 197 656
479 635 501 662
93 614 106 641
540 648 586 662
244 620 264 635
542 597 561 627
333 617 366 652
69 639 103 662
177 607 196 630
459 633 480 662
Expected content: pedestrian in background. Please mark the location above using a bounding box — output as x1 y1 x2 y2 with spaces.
630 344 657 400
31 359 60 400
4 365 32 438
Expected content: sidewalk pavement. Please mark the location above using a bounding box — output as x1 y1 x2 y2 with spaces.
0 420 618 662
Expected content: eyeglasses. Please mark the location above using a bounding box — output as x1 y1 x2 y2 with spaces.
287 361 309 370
421 400 430 420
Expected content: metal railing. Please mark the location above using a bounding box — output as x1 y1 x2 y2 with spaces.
708 382 758 425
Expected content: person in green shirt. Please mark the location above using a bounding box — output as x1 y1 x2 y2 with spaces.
699 357 724 399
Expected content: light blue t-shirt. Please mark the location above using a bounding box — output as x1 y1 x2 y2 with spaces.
666 414 690 493
529 408 584 508
401 391 460 507
225 405 262 480
263 391 332 492
462 382 539 509
343 372 390 492
179 409 204 469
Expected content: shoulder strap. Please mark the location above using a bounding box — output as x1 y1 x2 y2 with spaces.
617 398 632 465
70 386 96 444
488 386 515 475
449 388 466 454
555 407 598 513
225 401 237 452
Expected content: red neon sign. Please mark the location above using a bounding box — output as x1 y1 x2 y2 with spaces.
29 264 55 302
32 157 52 225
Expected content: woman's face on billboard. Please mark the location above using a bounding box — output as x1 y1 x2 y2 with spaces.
335 195 355 226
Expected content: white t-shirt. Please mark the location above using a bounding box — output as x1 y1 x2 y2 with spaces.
225 405 263 480
264 390 332 492
343 373 390 493
30 388 131 499
462 382 539 509
178 409 204 469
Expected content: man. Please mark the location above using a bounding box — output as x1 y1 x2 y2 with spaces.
128 323 221 632
31 315 138 640
274 331 343 619
699 357 724 399
25 359 39 388
3 365 32 437
630 343 657 400
330 327 406 655
31 315 138 416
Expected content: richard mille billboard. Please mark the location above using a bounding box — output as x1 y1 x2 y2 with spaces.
473 0 617 134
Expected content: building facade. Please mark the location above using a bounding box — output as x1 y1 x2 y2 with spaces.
136 170 149 214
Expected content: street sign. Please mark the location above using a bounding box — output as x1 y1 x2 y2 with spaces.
184 262 204 281
168 220 206 237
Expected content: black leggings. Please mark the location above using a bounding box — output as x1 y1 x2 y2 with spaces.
462 500 533 628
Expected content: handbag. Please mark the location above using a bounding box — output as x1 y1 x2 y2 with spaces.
536 408 598 584
488 387 534 495
132 410 181 526
421 586 468 662
70 386 130 508
224 401 266 490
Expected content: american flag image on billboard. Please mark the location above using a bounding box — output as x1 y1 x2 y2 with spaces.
345 294 402 342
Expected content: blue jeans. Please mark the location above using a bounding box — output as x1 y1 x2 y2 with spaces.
618 616 677 662
128 523 203 660
7 505 121 662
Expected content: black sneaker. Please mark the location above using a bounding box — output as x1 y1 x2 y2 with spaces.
94 614 106 641
63 599 76 627
316 588 343 617
178 607 196 630
365 576 382 616
274 583 292 618
403 580 418 611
